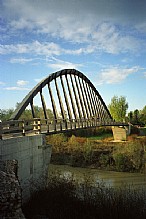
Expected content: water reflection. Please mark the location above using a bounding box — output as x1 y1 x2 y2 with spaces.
48 164 146 189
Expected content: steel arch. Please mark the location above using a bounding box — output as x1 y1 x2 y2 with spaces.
10 69 113 121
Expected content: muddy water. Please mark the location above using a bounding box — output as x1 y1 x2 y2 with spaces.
48 164 146 188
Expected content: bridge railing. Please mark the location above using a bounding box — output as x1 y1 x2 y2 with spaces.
0 118 128 139
0 119 41 139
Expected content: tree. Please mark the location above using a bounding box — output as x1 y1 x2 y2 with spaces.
128 111 133 122
20 106 54 120
0 108 14 121
127 106 146 126
139 106 146 126
108 96 128 122
133 109 139 124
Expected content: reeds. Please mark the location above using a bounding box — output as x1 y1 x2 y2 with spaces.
23 170 146 219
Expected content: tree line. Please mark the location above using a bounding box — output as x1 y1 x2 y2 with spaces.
108 95 146 126
0 97 146 126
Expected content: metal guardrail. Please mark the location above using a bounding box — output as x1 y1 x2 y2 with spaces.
0 118 128 140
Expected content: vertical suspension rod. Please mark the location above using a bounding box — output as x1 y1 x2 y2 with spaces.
78 77 90 119
40 88 48 120
55 78 65 120
30 99 36 118
48 83 58 120
60 75 72 120
70 74 82 119
65 74 78 120
82 79 92 118
86 85 95 117
74 76 86 119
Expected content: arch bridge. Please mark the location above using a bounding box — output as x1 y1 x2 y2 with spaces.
0 69 127 138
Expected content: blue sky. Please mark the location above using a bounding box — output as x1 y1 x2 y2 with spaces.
0 0 146 112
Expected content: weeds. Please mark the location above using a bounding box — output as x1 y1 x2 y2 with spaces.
47 132 146 172
23 170 146 219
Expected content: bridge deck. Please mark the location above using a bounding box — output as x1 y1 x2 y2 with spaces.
0 118 128 140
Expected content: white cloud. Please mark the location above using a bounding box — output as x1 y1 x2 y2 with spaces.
0 41 97 58
92 23 140 54
3 80 29 91
98 66 140 85
10 57 33 64
0 41 62 56
0 81 5 85
47 57 82 71
4 87 30 91
1 0 145 55
17 80 29 86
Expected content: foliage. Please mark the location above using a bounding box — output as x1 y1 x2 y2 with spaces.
113 141 144 172
20 105 54 120
0 108 14 121
47 134 68 153
108 95 128 122
23 170 146 219
128 106 146 126
0 103 54 121
82 140 94 164
49 133 146 172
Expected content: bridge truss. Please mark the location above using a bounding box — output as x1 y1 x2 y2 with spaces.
10 69 112 122
0 69 128 139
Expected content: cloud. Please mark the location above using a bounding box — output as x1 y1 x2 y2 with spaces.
4 80 29 91
1 0 145 55
17 80 29 86
97 66 140 85
0 41 62 56
4 87 30 91
47 57 82 71
10 57 33 64
92 23 140 54
0 41 97 58
0 81 5 85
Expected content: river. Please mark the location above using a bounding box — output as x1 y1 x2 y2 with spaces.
48 164 146 189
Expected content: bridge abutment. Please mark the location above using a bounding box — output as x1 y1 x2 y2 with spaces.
0 134 52 202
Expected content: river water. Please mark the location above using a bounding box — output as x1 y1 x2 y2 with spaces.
48 164 146 189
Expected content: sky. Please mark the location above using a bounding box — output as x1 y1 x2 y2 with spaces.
0 0 146 112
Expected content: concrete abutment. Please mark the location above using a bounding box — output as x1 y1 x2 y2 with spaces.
0 134 52 202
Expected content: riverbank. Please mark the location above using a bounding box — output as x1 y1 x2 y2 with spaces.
46 131 146 173
48 164 146 188
23 165 146 219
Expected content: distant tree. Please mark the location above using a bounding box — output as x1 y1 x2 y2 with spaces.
133 109 139 124
127 107 146 126
0 108 14 121
139 106 146 126
108 96 128 122
19 106 54 120
128 111 133 122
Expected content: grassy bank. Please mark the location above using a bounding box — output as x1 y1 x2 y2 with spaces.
46 129 146 172
23 170 146 219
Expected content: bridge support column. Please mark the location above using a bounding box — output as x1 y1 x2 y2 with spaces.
112 126 127 141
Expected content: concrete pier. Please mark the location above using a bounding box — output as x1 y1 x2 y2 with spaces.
112 126 127 141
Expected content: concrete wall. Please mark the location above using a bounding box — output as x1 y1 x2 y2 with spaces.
112 126 127 141
0 134 52 202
